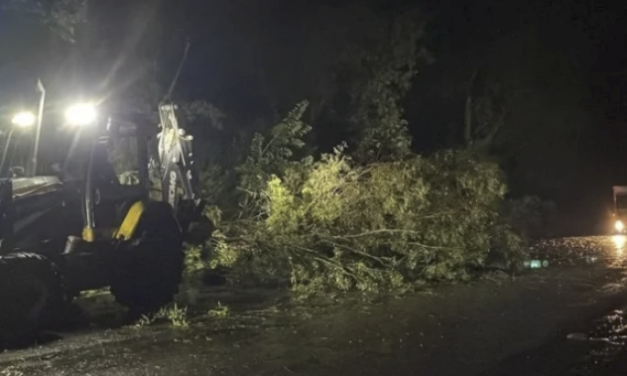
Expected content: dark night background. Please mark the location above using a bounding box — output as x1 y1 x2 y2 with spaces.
0 0 625 235
410 0 627 233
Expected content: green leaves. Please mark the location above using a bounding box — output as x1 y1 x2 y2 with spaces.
238 100 312 198
211 144 517 294
337 6 427 163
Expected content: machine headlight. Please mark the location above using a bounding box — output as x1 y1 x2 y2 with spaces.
65 103 97 126
615 220 625 232
11 111 36 128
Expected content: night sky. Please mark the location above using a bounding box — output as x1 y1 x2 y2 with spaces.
0 0 626 233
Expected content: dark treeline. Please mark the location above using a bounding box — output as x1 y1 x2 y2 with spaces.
0 0 622 291
0 0 619 230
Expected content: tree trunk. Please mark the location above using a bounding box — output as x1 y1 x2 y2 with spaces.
464 70 479 146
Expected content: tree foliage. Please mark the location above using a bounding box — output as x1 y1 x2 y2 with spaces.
224 2 429 159
0 0 532 296
237 101 312 197
344 6 427 162
2 0 87 42
503 196 557 239
200 103 524 295
464 71 509 150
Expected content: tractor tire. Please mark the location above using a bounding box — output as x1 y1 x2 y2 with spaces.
0 253 65 346
110 202 184 314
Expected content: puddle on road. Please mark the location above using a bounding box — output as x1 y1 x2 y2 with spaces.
522 236 627 374
529 235 627 268
612 235 626 252
4 236 627 376
566 307 627 375
610 235 627 264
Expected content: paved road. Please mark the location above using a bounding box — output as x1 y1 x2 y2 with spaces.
1 236 627 376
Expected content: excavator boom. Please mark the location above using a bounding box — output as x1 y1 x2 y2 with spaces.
153 104 204 233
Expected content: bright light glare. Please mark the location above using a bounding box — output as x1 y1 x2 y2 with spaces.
11 111 36 128
615 220 625 232
613 235 626 256
65 103 97 126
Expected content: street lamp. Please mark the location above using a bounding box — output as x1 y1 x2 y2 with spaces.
2 111 37 177
65 103 97 126
11 111 36 128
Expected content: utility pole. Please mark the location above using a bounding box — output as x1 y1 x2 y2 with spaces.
30 79 45 176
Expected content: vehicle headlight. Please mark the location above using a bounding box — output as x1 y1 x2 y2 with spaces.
65 103 97 126
11 111 36 128
615 220 625 232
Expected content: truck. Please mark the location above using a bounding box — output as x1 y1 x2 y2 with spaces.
0 101 205 344
612 186 627 234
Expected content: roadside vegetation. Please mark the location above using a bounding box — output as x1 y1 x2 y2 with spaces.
178 99 554 299
165 3 559 299
2 0 559 307
134 304 190 329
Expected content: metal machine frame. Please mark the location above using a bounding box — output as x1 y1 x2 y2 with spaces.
0 103 206 343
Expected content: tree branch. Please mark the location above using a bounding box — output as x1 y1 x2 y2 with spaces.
320 240 392 267
464 69 479 146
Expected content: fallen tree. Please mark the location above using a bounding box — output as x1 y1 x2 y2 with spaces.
187 103 526 295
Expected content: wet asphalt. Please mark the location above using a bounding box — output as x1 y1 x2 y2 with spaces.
2 236 627 376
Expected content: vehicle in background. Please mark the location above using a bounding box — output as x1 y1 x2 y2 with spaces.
612 186 627 234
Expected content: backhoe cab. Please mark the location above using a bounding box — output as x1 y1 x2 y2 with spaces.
0 102 204 344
